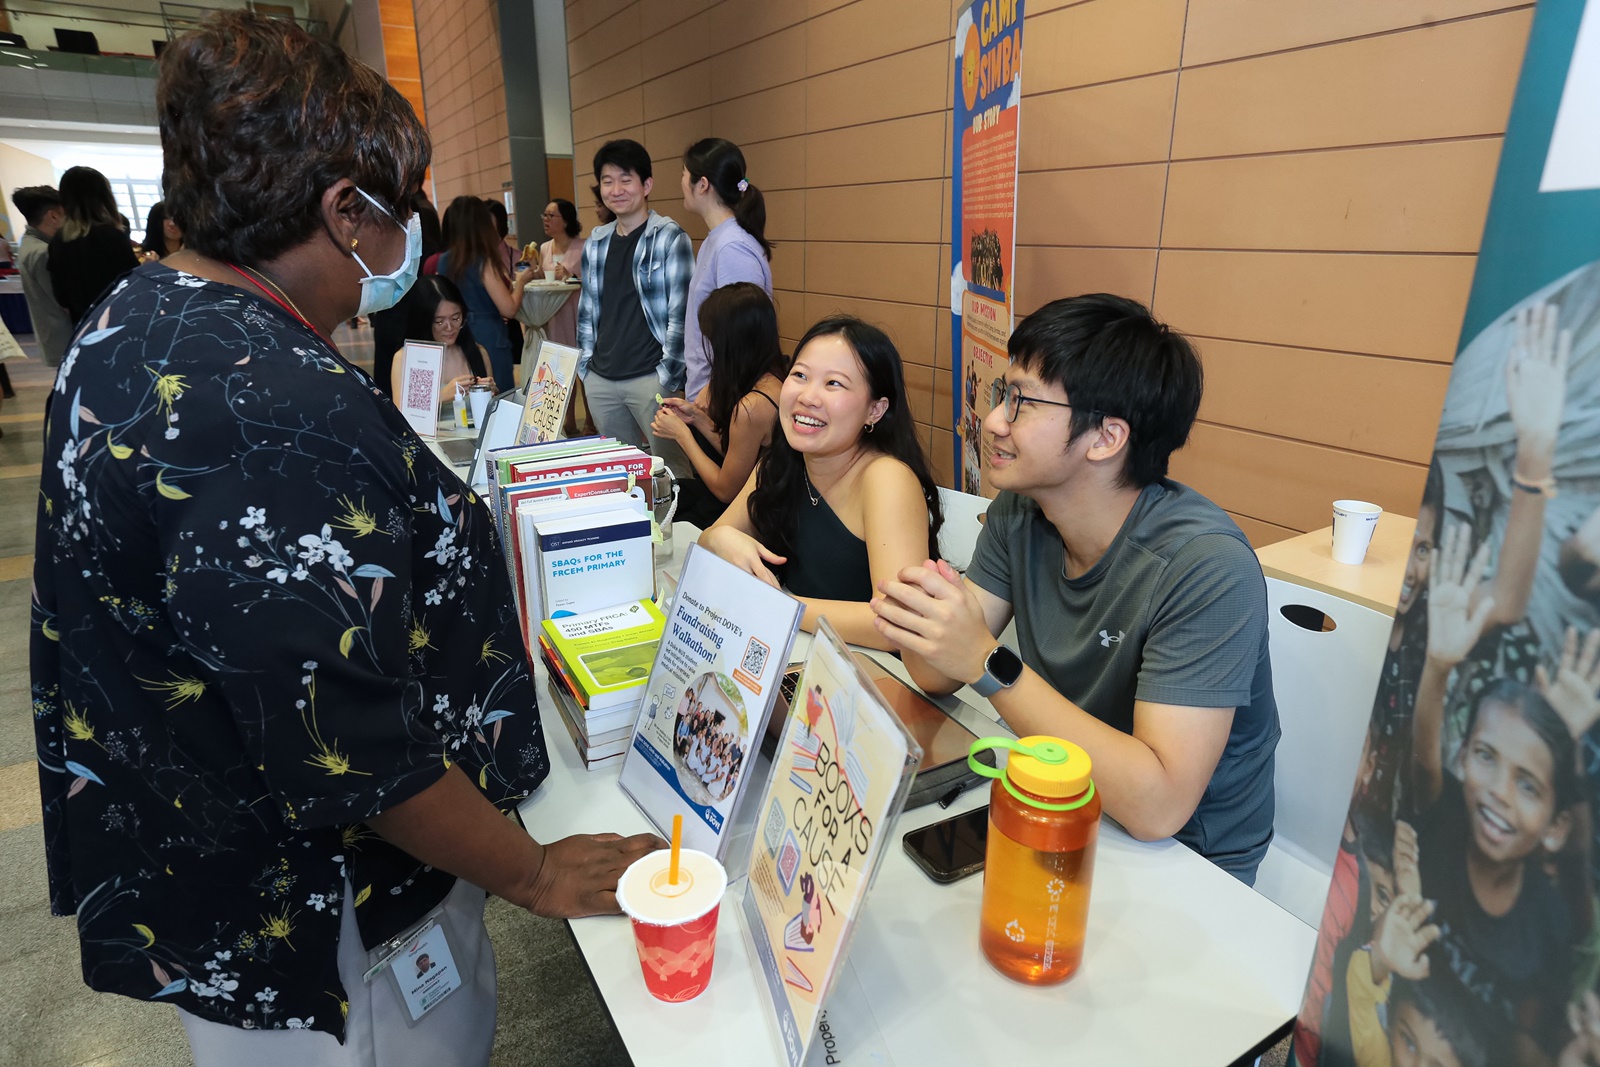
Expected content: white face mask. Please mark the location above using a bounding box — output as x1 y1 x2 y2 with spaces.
350 187 421 316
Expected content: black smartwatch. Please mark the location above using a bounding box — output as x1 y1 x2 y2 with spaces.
971 644 1023 698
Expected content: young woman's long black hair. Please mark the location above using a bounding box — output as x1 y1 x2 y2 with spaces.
683 137 771 259
748 316 942 560
700 282 786 436
406 274 487 378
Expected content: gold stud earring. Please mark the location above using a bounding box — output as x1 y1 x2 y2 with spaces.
351 238 359 250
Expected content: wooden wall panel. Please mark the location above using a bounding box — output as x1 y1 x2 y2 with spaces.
806 43 947 132
1153 250 1478 361
1161 141 1501 253
1023 0 1187 94
804 180 944 244
804 0 953 76
1195 340 1451 463
1180 0 1523 66
710 82 807 145
414 0 510 203
709 25 806 102
642 61 712 122
806 113 947 187
1016 165 1167 248
1171 423 1429 533
1013 247 1159 315
1018 75 1179 171
1171 12 1531 159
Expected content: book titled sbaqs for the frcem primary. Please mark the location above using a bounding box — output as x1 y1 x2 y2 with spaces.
740 619 920 1067
617 544 803 862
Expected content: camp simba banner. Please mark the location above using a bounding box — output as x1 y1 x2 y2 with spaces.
950 0 1023 496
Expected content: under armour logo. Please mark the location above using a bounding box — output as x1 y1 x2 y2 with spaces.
1099 629 1124 648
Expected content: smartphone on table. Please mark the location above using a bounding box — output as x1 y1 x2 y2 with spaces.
902 805 989 884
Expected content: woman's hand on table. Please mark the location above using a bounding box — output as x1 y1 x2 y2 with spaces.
526 832 665 918
552 263 573 282
699 525 785 588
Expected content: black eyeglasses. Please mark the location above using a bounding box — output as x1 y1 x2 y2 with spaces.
997 381 1087 423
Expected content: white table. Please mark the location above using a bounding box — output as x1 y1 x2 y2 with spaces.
516 530 1317 1067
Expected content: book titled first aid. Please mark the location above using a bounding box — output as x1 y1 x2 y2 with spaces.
534 509 653 619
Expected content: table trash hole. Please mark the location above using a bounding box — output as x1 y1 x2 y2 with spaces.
1280 603 1336 633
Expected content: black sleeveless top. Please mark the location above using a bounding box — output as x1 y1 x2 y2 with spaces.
781 491 873 601
677 390 779 529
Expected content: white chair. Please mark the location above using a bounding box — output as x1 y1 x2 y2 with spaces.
1251 578 1391 925
936 486 990 571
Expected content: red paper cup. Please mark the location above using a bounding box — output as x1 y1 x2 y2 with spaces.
617 849 727 1003
628 904 722 1001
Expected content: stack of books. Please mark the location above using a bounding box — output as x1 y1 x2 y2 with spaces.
484 437 656 652
539 600 667 769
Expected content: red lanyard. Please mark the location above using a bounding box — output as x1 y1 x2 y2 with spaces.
225 263 330 344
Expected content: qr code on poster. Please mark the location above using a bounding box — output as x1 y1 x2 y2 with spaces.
405 368 433 411
740 637 771 680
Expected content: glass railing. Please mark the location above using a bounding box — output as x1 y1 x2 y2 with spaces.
0 46 158 78
3 1 328 65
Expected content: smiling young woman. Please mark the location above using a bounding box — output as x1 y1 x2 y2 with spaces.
697 315 943 650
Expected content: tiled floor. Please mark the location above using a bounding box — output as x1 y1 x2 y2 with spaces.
0 326 629 1067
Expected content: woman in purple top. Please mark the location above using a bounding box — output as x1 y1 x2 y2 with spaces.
680 137 774 401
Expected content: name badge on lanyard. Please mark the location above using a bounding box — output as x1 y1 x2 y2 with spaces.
363 918 463 1023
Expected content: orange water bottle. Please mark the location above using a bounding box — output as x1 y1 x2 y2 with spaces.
969 735 1099 985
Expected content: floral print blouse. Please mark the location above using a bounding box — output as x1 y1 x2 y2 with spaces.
31 263 548 1039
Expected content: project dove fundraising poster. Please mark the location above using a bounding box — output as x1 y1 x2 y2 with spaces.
951 0 1023 496
618 545 803 861
1291 2 1600 1064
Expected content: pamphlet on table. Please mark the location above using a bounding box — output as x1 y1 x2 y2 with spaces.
740 619 921 1067
618 544 803 861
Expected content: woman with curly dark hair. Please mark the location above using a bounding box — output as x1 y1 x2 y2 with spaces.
30 12 658 1064
698 315 942 651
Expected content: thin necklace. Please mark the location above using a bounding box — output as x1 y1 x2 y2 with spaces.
229 263 317 334
804 471 819 507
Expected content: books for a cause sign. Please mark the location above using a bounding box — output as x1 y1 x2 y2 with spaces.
951 0 1023 497
740 621 920 1067
1291 2 1600 1064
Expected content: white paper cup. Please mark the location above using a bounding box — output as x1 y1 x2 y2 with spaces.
468 386 493 428
1331 500 1382 565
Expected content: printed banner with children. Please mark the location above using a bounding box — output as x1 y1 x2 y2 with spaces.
950 0 1023 497
1293 1 1600 1065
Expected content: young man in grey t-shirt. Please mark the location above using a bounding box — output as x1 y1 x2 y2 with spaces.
870 295 1279 882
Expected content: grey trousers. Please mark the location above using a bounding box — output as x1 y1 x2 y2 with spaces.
178 876 497 1067
582 369 689 476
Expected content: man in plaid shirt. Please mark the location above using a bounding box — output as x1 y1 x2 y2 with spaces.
576 139 694 464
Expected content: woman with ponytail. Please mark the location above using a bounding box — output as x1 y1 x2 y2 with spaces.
680 137 773 402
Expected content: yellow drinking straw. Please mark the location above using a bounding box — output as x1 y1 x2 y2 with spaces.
669 814 683 885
